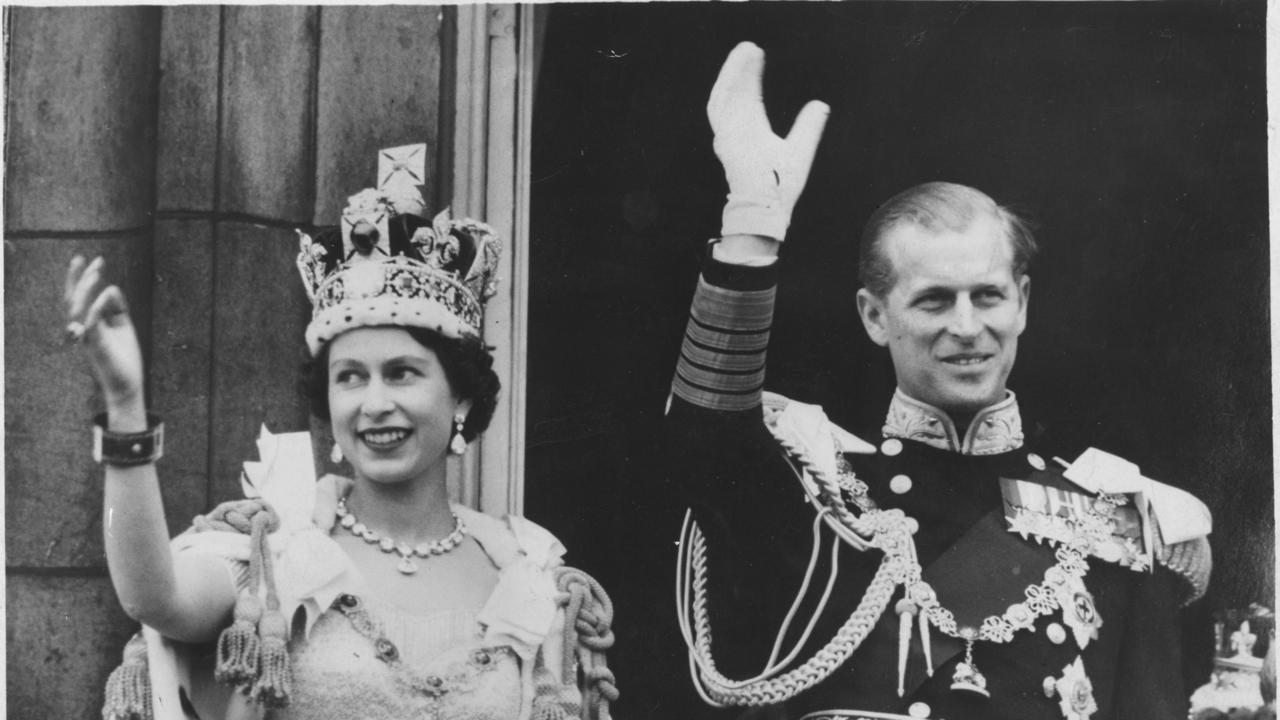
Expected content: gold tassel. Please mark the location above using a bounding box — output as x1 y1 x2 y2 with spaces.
215 592 263 686
102 634 152 720
206 500 293 707
250 609 292 707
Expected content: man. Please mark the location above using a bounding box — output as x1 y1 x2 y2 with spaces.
667 42 1211 720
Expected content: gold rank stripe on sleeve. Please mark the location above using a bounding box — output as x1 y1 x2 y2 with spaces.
672 275 774 412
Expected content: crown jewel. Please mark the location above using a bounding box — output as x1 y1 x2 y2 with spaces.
296 144 501 355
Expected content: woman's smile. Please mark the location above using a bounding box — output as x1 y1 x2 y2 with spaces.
358 427 414 449
328 327 467 486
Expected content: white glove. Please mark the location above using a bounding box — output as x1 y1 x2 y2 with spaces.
708 42 830 241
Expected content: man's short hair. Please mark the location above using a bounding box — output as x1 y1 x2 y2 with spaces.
858 182 1038 298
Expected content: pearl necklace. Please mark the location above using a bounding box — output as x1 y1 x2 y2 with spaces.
335 497 468 575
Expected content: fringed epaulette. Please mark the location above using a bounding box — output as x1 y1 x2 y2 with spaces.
1160 533 1213 605
552 566 618 720
102 633 152 720
1058 448 1213 604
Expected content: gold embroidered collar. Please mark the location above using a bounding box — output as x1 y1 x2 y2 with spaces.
882 389 1024 455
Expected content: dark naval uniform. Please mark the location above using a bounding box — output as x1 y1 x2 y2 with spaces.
666 251 1205 720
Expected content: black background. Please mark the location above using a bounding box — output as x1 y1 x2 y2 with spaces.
526 3 1270 717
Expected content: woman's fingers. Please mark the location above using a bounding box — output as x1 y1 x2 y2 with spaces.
64 255 102 343
64 256 135 346
64 257 145 404
80 284 145 402
82 284 131 336
64 255 86 310
67 255 105 324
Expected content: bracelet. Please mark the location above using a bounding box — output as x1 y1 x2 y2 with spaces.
92 413 164 466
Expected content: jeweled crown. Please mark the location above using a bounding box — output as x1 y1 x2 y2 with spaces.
295 144 501 355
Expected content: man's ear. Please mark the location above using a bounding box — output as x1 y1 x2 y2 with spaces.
856 288 891 347
1015 274 1031 336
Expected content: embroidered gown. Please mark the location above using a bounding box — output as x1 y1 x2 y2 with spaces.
151 504 595 720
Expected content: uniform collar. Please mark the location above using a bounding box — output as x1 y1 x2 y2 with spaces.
882 388 1025 455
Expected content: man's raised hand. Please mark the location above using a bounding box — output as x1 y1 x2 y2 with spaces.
708 41 830 242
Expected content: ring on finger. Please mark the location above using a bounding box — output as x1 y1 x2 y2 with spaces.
65 320 87 344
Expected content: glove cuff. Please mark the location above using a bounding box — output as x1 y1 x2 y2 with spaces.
720 193 790 241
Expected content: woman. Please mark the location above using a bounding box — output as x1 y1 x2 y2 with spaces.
67 155 616 720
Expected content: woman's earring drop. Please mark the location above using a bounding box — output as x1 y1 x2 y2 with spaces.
330 442 344 464
450 414 468 455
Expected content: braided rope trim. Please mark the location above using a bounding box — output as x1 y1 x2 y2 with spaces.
555 566 618 720
672 405 904 707
679 402 1119 707
678 511 911 707
770 406 1111 646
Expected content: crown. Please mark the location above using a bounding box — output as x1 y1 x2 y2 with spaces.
295 144 501 355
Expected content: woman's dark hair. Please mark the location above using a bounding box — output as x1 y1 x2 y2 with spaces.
303 326 500 442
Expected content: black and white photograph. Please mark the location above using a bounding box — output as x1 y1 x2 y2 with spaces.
4 3 1272 720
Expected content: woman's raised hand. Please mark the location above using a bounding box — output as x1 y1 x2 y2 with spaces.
708 41 830 243
64 255 146 412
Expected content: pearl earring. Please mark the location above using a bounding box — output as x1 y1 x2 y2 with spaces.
450 414 468 455
330 442 344 464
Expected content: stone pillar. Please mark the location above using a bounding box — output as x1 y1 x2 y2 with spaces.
4 7 162 718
